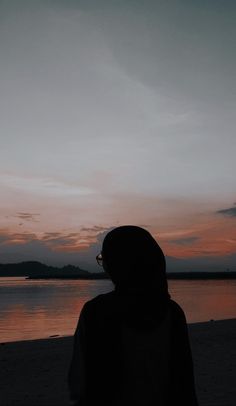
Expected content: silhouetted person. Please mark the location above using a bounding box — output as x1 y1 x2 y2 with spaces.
68 225 198 405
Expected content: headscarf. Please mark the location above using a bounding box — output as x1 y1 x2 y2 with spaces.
102 225 170 329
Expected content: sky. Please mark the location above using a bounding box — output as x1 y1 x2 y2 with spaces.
0 0 236 271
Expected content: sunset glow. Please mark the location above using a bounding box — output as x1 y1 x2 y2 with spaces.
0 1 235 271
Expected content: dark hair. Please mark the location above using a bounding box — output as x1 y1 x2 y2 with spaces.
102 225 168 296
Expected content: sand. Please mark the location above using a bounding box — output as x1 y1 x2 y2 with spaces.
0 319 236 406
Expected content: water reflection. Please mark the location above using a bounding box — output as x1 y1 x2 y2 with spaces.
0 278 113 342
0 278 236 342
169 280 236 323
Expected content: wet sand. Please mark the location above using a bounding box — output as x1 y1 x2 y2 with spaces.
1 319 235 406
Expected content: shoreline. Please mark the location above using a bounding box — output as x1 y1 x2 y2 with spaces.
1 319 236 405
24 271 236 280
1 317 235 345
1 271 236 280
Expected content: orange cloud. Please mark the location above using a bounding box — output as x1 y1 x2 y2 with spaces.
1 199 236 261
157 215 236 258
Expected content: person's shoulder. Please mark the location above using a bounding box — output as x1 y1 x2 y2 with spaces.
169 299 187 323
82 291 115 314
80 291 116 329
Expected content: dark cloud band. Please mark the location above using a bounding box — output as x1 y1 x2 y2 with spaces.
217 205 236 217
169 236 199 246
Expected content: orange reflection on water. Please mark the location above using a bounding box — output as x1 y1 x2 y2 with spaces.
169 280 236 323
0 278 113 342
1 278 236 342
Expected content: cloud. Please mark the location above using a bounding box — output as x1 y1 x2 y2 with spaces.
0 230 37 245
0 228 106 270
217 204 236 217
81 225 110 233
169 236 200 246
0 174 95 197
0 227 113 259
16 212 40 222
1 228 236 272
41 232 62 239
0 235 11 244
226 239 236 244
38 232 87 252
41 229 114 253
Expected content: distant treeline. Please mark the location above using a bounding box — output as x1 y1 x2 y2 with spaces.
167 271 236 279
0 261 108 279
0 261 236 280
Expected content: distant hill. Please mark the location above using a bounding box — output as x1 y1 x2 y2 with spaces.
0 261 109 279
167 271 236 279
0 261 236 279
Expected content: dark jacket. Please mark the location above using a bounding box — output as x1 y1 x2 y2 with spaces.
68 291 198 406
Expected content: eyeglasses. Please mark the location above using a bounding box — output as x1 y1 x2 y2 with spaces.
96 253 103 267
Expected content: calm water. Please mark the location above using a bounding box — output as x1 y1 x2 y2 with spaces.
1 277 236 343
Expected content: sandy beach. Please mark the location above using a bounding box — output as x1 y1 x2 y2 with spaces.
1 319 235 406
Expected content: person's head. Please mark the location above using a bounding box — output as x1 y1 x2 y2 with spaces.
98 225 168 296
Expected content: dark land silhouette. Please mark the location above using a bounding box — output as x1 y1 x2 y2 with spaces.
0 261 108 279
0 261 236 279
